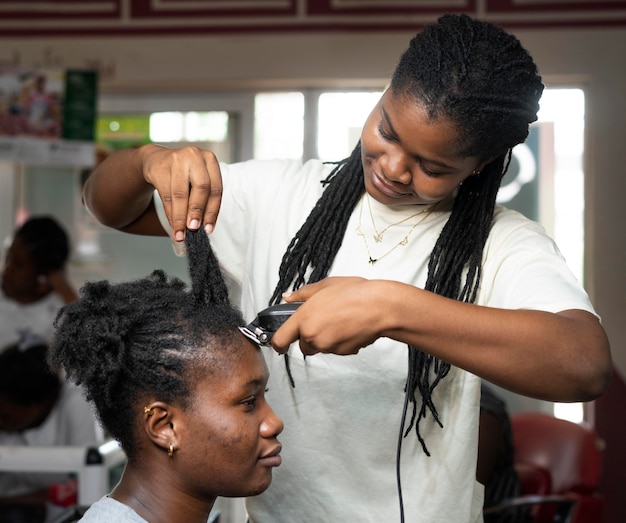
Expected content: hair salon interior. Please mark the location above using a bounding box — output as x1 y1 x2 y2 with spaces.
0 1 625 522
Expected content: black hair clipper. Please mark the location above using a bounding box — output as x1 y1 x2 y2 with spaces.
239 302 303 346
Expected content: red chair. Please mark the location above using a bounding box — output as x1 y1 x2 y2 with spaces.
511 412 605 523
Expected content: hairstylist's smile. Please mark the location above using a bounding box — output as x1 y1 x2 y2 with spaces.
371 171 412 199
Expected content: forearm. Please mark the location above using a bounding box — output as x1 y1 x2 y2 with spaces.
83 145 158 232
379 280 612 402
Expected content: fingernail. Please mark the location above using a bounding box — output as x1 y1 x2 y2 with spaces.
204 223 214 235
282 291 293 298
175 231 184 242
189 219 200 230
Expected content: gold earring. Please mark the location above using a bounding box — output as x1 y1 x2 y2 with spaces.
143 407 154 416
168 443 175 457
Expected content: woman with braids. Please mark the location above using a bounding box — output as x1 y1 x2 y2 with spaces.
82 14 611 523
49 229 283 523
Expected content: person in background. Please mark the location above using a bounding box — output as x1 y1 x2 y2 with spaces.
0 332 103 520
82 14 611 522
49 229 283 523
479 382 531 523
1 216 77 349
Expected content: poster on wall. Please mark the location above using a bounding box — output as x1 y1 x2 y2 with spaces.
0 68 97 166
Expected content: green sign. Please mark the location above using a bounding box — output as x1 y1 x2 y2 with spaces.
62 70 98 141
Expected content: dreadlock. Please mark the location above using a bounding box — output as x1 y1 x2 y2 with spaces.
269 13 543 453
49 228 245 460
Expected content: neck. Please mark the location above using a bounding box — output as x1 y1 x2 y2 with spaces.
2 285 52 305
111 467 215 523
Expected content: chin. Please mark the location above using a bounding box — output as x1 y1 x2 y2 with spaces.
245 475 273 497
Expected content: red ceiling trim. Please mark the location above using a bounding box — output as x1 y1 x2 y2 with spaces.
2 0 626 36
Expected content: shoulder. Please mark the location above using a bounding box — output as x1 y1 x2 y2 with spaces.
80 496 148 522
219 158 333 220
220 158 333 189
491 205 546 234
487 206 558 254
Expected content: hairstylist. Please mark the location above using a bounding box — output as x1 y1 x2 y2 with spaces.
82 14 611 523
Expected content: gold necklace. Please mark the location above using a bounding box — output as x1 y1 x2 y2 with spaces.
366 193 429 242
356 195 439 264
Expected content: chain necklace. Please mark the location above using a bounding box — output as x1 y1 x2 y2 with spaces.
356 194 439 264
366 193 429 242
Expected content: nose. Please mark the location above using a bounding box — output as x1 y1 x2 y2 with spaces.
380 151 412 185
261 405 284 438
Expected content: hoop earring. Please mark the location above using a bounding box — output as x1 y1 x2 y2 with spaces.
168 443 175 458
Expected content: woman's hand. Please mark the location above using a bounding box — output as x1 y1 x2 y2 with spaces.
83 144 223 242
42 270 78 304
271 277 386 356
141 145 223 241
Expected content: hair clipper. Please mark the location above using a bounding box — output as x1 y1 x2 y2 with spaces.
239 302 303 346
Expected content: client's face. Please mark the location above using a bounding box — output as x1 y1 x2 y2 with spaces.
180 337 284 498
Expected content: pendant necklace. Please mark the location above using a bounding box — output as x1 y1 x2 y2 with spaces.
366 193 428 242
355 194 439 264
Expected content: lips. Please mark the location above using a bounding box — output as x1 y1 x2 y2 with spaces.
258 444 282 468
371 171 411 199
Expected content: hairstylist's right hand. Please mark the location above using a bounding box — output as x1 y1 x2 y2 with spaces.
142 144 223 242
271 277 381 356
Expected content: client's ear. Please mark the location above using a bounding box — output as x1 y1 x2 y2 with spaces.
141 401 181 456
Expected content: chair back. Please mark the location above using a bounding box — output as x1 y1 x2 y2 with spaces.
511 412 603 495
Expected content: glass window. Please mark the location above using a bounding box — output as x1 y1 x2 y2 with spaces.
538 88 585 424
317 91 382 161
254 92 304 160
150 111 229 143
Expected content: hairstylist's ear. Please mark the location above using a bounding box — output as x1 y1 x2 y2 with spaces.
142 401 180 454
472 156 497 175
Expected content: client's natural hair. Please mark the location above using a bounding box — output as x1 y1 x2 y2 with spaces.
49 229 245 459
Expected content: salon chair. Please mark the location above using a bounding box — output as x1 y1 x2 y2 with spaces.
484 412 604 523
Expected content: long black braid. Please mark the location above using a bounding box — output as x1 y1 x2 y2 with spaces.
49 229 245 460
269 13 543 456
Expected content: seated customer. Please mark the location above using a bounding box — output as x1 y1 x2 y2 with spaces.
49 229 283 523
0 332 103 516
1 215 78 349
479 382 530 523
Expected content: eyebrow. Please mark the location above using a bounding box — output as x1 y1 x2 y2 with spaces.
380 104 457 171
243 375 268 390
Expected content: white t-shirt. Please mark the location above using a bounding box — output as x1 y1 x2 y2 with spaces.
157 158 596 523
0 290 64 350
79 496 148 523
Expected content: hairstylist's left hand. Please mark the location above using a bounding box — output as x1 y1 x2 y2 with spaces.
271 277 382 356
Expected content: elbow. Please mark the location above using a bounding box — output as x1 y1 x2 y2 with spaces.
576 337 613 402
581 357 613 401
558 311 612 402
